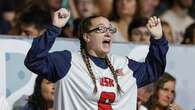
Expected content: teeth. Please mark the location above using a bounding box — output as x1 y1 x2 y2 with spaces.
103 39 111 44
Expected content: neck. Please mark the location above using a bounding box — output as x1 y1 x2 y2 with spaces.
119 15 133 24
172 3 188 17
46 101 53 110
154 105 167 110
142 12 152 18
87 49 107 58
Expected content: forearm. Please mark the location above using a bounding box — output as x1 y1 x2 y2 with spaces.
24 8 71 82
27 25 61 56
24 25 62 80
129 35 169 87
146 35 169 80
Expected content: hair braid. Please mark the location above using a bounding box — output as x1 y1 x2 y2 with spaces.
105 56 121 93
78 16 102 94
81 48 98 93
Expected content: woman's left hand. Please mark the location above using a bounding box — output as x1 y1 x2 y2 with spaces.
146 16 163 40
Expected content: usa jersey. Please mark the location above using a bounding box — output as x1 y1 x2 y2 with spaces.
24 25 169 110
54 52 137 110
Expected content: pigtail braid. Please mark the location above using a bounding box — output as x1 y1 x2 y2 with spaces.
105 56 121 93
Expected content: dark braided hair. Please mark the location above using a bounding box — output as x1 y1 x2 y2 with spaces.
79 15 121 94
105 56 121 93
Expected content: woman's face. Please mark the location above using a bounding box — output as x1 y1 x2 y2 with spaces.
41 79 55 102
77 0 96 18
20 24 46 37
139 0 159 17
84 17 116 57
20 24 40 37
48 0 62 11
131 26 151 44
157 81 175 107
116 0 136 17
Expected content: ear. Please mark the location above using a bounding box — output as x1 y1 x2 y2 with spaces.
83 33 90 43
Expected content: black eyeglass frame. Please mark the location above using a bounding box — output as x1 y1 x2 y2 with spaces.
86 24 117 34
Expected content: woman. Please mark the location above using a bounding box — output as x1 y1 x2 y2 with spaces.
71 0 98 37
24 8 168 110
145 73 183 110
128 17 150 44
110 0 136 42
22 76 55 110
136 0 160 18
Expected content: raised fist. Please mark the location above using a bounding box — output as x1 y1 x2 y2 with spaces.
147 16 163 39
52 8 70 28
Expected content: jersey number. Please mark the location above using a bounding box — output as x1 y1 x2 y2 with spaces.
98 92 116 110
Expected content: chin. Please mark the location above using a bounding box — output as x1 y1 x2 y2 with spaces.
160 101 169 107
103 49 111 54
50 97 55 101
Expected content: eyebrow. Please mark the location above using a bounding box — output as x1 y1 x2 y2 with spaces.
92 23 104 28
92 23 112 28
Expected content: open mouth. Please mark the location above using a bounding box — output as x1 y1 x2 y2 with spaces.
102 39 111 44
51 91 55 95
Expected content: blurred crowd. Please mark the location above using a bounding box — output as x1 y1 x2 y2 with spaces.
0 0 195 44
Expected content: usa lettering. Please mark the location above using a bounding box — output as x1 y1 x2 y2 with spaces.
100 77 114 87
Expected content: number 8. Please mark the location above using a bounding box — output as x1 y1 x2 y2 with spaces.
98 92 116 110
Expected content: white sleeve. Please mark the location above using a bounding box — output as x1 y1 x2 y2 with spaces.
0 95 11 110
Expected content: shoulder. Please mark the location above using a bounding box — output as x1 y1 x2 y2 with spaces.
161 10 173 16
22 104 34 110
13 95 28 110
109 54 128 66
70 51 86 66
71 51 82 60
185 16 194 23
0 95 11 110
160 10 174 20
0 95 6 102
140 105 148 110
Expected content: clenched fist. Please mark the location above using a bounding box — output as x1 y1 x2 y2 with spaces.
52 8 70 28
147 16 163 39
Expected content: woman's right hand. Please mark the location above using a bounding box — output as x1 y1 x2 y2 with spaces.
168 103 183 110
52 8 70 28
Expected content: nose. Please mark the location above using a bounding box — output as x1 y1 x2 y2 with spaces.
51 84 55 90
167 91 174 101
104 31 112 38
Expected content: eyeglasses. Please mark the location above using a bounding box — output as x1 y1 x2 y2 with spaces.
87 24 117 34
